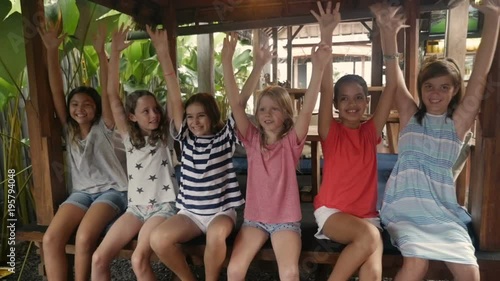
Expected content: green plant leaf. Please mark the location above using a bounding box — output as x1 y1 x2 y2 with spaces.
0 1 25 88
60 0 79 36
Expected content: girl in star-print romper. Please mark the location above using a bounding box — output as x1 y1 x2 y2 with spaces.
91 25 179 280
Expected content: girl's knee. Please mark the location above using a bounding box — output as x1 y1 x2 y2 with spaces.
131 251 150 274
42 231 64 249
92 249 110 270
227 262 246 281
356 225 381 254
75 230 99 251
150 227 174 253
278 265 299 281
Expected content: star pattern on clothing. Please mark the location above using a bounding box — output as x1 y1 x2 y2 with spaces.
149 199 157 205
128 198 132 203
149 175 157 181
162 185 170 191
149 148 157 155
161 159 168 166
129 174 133 180
135 163 143 170
137 187 144 194
128 148 134 154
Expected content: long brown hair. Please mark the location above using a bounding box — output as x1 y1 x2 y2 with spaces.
125 90 168 149
184 93 225 134
415 57 463 125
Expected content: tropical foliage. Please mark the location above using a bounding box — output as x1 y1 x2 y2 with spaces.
0 0 255 266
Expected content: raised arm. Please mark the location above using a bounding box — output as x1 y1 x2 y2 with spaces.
146 25 184 132
108 25 132 136
38 21 67 126
221 33 251 136
92 24 113 129
239 40 273 105
454 0 500 139
311 1 340 140
294 44 331 140
369 3 412 135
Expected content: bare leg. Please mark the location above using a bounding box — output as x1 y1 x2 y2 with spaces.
204 215 234 281
321 213 380 281
150 214 202 281
446 261 479 281
43 204 86 281
357 232 383 281
227 227 268 281
271 231 301 281
393 257 428 281
91 213 143 281
74 203 118 281
131 216 167 281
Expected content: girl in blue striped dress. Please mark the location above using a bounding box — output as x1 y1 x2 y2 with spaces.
147 27 245 281
373 1 500 280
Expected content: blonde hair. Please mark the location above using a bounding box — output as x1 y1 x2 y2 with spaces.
254 86 294 148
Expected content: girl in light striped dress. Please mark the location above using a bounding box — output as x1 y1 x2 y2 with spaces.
375 1 500 280
147 27 245 281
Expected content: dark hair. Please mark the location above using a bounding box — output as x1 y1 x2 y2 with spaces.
184 93 224 134
333 74 369 105
125 90 168 149
66 86 102 145
415 57 463 125
254 86 294 148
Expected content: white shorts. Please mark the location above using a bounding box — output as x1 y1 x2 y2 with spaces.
178 208 237 234
314 206 381 240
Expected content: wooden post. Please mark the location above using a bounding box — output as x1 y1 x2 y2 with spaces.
370 20 383 114
197 33 215 94
470 31 500 251
445 0 469 207
21 0 66 225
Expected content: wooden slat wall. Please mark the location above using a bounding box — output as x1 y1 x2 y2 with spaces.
21 0 66 225
470 31 500 251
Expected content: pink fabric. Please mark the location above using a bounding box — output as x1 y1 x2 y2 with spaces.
238 125 305 223
313 119 380 218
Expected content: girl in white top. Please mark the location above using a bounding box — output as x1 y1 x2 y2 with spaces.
39 22 127 281
91 26 179 281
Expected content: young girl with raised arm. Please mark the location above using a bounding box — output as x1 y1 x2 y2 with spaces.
147 26 245 281
91 26 179 281
221 27 331 279
38 22 127 281
377 1 500 280
311 1 401 280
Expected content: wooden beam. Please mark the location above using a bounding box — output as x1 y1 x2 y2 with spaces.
21 0 66 225
197 34 215 94
470 31 500 251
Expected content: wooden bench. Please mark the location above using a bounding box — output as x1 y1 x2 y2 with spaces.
17 202 500 280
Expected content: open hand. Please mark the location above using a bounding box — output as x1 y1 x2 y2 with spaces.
254 43 274 68
38 20 66 51
473 0 500 17
146 25 170 55
110 24 132 53
311 1 341 42
310 43 332 69
369 2 408 35
221 32 238 64
92 24 107 55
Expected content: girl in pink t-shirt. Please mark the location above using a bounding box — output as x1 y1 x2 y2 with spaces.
220 4 336 280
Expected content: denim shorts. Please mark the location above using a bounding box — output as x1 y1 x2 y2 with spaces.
243 219 301 236
62 189 128 213
126 202 177 222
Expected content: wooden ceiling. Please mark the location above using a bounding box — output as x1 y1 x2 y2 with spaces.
89 0 458 36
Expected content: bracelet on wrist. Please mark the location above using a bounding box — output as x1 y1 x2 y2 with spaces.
383 53 402 61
